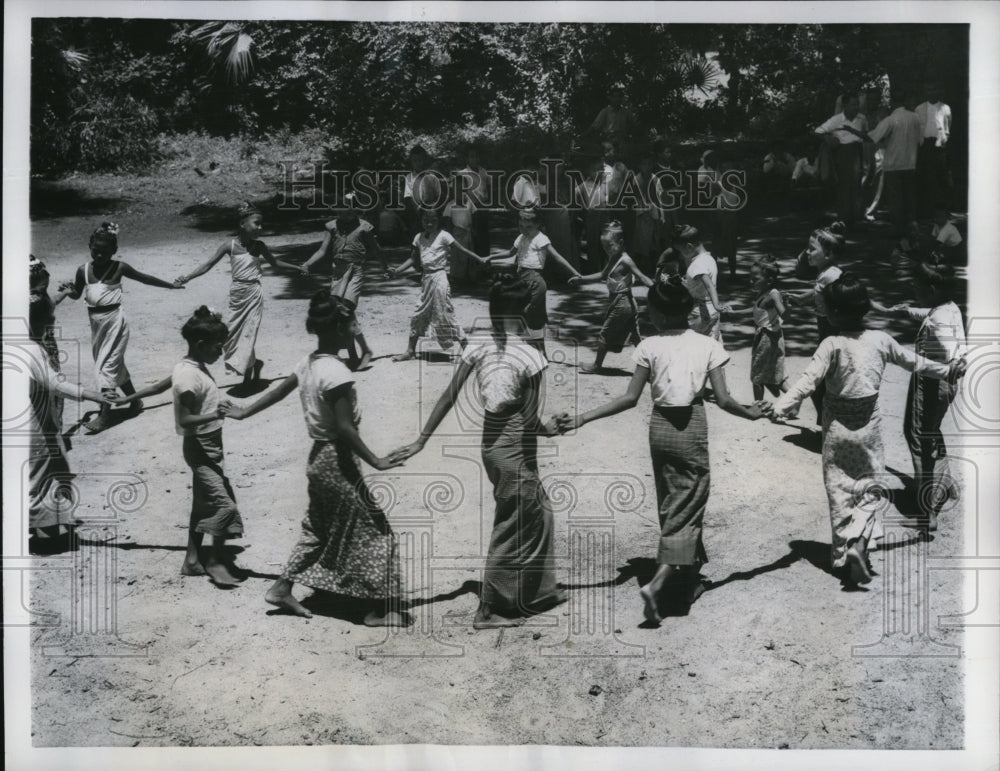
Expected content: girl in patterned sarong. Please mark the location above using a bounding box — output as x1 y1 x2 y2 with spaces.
299 196 391 371
396 275 566 629
774 274 966 586
229 291 409 624
557 275 767 625
568 220 653 374
176 203 297 387
61 222 182 433
390 209 485 361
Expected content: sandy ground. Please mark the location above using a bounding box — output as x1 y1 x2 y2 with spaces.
20 173 970 749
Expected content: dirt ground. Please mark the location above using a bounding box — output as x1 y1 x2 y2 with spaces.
22 170 970 750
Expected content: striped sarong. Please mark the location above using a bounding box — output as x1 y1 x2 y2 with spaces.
750 328 786 386
480 409 559 612
903 374 959 518
182 429 244 538
224 279 263 377
649 403 710 566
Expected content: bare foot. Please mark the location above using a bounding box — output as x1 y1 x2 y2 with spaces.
473 606 525 629
363 609 412 627
845 545 873 585
265 588 313 618
355 351 373 371
180 560 207 577
252 360 264 382
84 414 111 434
391 351 415 363
639 584 662 624
205 561 241 588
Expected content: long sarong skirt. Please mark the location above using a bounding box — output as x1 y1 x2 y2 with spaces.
182 429 244 538
88 306 131 390
648 404 710 566
224 279 264 377
480 410 559 612
281 441 401 599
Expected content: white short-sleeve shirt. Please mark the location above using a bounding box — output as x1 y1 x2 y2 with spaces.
633 330 730 407
413 229 456 273
172 359 221 436
294 353 360 441
461 334 547 414
684 251 718 304
514 232 551 271
932 221 962 247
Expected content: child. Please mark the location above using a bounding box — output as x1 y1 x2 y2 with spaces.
176 203 297 388
568 221 653 374
773 274 965 585
30 256 73 434
228 291 408 625
930 208 963 262
23 284 111 554
394 274 565 629
723 256 790 400
556 274 767 624
675 224 724 343
785 222 846 423
167 307 244 587
61 222 182 433
485 208 584 357
874 257 966 530
299 194 391 370
390 209 484 361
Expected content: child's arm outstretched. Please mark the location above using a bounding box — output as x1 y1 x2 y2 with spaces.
395 359 475 458
698 274 723 313
772 339 835 418
227 373 299 420
886 336 967 383
545 244 584 282
449 239 492 267
706 367 768 420
175 243 229 286
361 229 392 277
622 254 654 288
256 241 300 273
560 365 650 432
176 391 229 430
482 246 517 266
299 228 333 275
59 267 87 301
326 385 406 470
389 246 419 277
115 376 172 404
120 262 184 290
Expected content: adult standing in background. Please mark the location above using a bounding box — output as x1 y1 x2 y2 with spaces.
866 89 923 235
814 92 868 226
914 80 952 218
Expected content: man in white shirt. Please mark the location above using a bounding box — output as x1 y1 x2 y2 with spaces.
867 89 923 234
815 93 868 224
914 81 952 217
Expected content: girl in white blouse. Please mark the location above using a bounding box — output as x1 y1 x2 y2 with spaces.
773 274 965 585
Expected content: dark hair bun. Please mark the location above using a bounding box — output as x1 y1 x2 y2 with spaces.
306 289 357 335
648 273 695 317
181 305 228 344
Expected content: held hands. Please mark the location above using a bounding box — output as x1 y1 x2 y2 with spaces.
949 357 968 384
218 399 243 420
745 400 773 420
372 452 407 471
567 276 583 287
553 411 581 434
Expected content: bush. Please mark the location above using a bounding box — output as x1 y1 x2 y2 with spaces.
73 95 161 173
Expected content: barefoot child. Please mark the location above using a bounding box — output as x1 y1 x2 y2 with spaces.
395 275 566 629
228 291 409 624
390 209 484 361
299 195 390 370
175 203 297 387
61 222 182 433
872 256 966 530
556 274 766 625
166 307 245 586
773 274 965 585
485 208 583 357
723 256 791 400
568 221 653 373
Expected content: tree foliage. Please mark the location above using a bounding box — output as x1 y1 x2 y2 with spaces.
30 20 967 176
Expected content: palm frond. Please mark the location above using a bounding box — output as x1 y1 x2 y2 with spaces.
61 48 90 70
190 21 255 84
683 57 721 96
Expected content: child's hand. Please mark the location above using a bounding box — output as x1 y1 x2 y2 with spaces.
372 454 406 471
104 393 128 406
949 357 968 384
299 264 312 276
218 399 241 419
567 276 583 287
752 399 774 417
720 303 733 314
744 403 766 420
554 411 579 433
540 417 561 437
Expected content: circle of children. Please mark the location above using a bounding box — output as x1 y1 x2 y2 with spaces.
25 82 967 629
